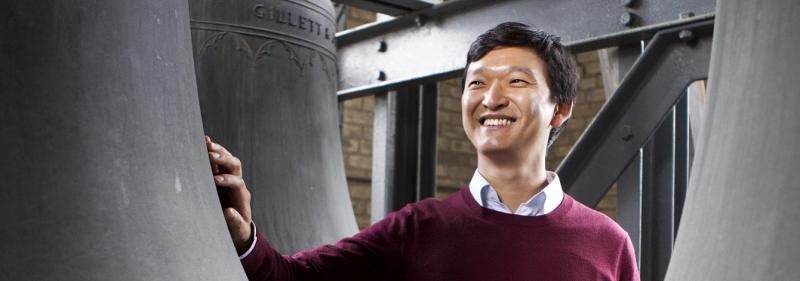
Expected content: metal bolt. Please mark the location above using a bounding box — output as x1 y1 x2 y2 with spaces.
679 12 695 19
621 125 634 141
620 0 635 7
377 71 386 81
678 30 697 45
414 15 427 27
378 41 387 52
619 12 635 27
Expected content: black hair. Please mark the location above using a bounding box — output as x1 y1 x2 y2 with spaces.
463 22 579 148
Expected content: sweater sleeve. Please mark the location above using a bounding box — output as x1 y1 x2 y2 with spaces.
617 236 640 281
241 205 414 281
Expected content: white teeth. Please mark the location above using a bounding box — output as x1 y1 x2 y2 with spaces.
484 118 514 126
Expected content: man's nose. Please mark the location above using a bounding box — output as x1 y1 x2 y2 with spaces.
482 84 509 110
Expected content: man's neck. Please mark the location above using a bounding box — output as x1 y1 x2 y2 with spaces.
477 152 548 213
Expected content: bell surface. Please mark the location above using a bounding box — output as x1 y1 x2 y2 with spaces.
190 0 358 253
0 1 248 280
665 0 800 279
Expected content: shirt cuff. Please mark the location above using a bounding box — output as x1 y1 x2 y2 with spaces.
238 222 258 260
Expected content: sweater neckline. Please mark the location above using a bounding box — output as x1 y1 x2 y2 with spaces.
459 186 574 226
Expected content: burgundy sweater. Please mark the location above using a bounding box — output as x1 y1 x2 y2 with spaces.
242 187 639 281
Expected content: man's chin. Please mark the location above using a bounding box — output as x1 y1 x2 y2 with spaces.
476 143 513 156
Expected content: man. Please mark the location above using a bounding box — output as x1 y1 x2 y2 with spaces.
207 22 639 281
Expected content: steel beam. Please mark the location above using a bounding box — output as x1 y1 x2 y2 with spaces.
617 152 643 265
336 0 714 98
371 84 437 221
557 19 713 207
673 95 690 236
371 90 410 223
416 83 438 200
640 109 675 281
334 0 435 16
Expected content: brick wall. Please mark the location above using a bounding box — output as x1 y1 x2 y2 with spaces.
338 8 617 229
545 51 617 220
434 79 477 199
341 96 374 229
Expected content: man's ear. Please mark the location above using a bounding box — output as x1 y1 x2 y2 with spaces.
551 101 574 128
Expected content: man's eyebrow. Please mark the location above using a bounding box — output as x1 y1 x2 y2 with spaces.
466 66 536 78
507 66 535 78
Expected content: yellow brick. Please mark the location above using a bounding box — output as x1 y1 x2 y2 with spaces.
344 109 373 126
436 164 449 175
441 78 461 88
436 137 450 151
438 112 460 126
358 140 372 155
572 103 591 117
362 96 374 111
363 126 373 140
341 124 362 139
441 124 467 138
450 140 475 154
579 77 597 90
342 138 359 153
349 7 376 22
346 167 371 179
347 181 372 200
343 98 362 110
585 62 601 75
356 218 371 230
586 90 607 102
576 51 598 63
345 19 371 29
346 154 372 171
440 96 462 112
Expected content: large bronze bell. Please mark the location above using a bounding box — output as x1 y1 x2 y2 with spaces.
190 0 358 253
666 0 800 279
0 1 247 280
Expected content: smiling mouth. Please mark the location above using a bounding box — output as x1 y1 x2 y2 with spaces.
480 117 516 127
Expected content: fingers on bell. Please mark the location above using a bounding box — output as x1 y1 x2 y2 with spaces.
214 174 245 188
224 207 240 221
205 136 216 150
214 153 241 171
208 151 221 160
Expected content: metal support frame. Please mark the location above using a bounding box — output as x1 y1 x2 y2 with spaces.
673 95 690 236
333 0 436 16
615 41 646 266
416 83 438 200
557 19 713 207
618 99 688 280
641 109 676 281
336 0 714 99
371 84 438 222
617 152 643 264
338 1 713 274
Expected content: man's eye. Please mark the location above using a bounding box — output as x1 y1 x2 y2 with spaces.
510 79 528 84
468 81 484 87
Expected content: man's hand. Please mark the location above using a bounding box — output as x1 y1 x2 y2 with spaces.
205 136 253 254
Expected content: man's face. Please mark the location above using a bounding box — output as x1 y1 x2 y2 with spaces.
461 46 564 157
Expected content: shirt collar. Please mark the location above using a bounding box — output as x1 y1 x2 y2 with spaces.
468 169 564 216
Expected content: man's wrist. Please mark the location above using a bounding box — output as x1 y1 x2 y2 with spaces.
238 222 257 260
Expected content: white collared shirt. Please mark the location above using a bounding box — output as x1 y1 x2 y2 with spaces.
468 170 564 216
